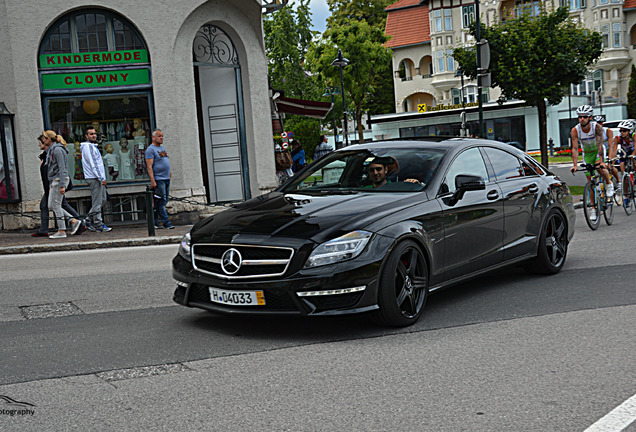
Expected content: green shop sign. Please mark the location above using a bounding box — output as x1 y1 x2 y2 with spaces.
41 68 150 90
39 49 149 68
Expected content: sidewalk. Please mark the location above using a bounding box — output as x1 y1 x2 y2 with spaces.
0 224 190 255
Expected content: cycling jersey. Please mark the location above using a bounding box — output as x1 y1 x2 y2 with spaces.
576 121 602 166
618 135 635 163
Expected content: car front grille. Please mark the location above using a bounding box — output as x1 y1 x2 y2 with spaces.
192 243 294 279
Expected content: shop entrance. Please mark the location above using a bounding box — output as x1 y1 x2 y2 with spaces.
193 25 249 204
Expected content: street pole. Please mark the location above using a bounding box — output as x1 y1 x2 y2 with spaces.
475 0 484 139
339 64 348 146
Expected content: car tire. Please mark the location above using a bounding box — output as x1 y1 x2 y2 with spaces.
525 208 568 275
374 240 428 327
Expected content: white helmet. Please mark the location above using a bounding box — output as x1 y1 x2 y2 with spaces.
576 105 594 117
617 120 634 132
593 115 605 123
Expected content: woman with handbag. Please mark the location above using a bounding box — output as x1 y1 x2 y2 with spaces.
40 130 82 239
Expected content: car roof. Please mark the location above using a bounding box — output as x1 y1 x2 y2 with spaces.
341 137 520 154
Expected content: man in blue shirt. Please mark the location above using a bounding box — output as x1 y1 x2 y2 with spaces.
145 129 174 229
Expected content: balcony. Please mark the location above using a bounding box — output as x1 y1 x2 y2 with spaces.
596 48 630 71
431 72 460 91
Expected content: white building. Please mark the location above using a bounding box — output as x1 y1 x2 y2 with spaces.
373 0 634 148
0 0 278 230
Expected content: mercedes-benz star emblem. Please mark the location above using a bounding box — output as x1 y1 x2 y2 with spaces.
221 248 242 275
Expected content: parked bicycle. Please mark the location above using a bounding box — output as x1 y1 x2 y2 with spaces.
574 162 614 230
621 154 636 215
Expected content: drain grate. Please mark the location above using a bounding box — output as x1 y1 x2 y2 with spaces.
96 363 191 382
19 302 84 319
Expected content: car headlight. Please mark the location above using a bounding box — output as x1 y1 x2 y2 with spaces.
305 230 372 268
178 232 191 260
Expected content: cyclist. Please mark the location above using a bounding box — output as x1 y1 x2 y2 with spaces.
613 119 636 207
595 115 621 191
570 105 614 221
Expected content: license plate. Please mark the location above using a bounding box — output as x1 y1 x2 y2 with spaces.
208 288 265 306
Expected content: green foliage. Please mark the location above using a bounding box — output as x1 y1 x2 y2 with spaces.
306 19 392 142
628 65 636 119
326 0 394 29
453 5 602 165
325 0 395 118
264 0 318 99
283 115 322 160
454 6 601 106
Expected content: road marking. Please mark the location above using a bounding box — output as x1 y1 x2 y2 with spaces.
584 392 636 432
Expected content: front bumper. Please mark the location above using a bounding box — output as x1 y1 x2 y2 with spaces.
171 245 388 316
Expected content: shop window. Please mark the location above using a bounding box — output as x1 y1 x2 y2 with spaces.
39 9 153 186
44 94 152 183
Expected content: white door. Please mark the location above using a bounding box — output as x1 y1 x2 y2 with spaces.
197 66 245 203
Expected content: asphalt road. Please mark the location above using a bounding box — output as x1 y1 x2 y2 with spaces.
1 207 635 431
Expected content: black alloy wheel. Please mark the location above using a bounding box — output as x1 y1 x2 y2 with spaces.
375 240 428 327
526 208 568 275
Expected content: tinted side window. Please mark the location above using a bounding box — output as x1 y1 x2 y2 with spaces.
484 148 523 180
443 148 489 193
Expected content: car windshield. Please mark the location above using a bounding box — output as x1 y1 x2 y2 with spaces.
280 147 446 194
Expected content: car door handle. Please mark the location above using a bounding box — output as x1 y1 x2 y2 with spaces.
528 183 539 193
487 190 499 200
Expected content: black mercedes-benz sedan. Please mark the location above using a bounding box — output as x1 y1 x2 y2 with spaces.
172 138 575 326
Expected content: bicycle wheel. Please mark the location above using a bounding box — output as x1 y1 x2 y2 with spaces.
622 173 633 216
583 181 601 230
612 175 623 206
602 180 614 225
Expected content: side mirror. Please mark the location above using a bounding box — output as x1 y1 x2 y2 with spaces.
449 174 485 205
455 174 486 192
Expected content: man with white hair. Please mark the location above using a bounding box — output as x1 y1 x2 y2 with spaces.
145 128 174 229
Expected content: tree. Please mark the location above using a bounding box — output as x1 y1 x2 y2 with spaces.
628 65 636 119
264 1 323 156
263 0 317 99
453 6 602 166
326 0 395 118
306 19 392 143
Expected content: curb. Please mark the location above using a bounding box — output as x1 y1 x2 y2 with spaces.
0 235 182 255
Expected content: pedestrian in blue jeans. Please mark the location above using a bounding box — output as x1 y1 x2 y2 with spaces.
145 128 174 229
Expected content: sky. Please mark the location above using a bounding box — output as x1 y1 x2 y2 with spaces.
308 0 330 33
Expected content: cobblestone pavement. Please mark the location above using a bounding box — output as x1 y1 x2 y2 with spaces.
0 223 190 255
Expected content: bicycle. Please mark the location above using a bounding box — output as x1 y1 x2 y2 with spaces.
621 154 636 215
574 162 614 230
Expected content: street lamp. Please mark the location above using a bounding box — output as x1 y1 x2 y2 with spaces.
322 86 341 146
331 49 350 147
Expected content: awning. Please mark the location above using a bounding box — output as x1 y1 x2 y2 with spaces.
275 96 333 119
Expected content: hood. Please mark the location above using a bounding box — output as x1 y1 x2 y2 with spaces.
191 191 426 244
49 142 69 154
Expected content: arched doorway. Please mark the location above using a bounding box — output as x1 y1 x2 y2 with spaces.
193 25 250 203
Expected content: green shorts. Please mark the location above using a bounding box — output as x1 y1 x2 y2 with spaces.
583 150 601 175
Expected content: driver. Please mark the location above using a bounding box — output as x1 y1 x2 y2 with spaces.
365 157 420 188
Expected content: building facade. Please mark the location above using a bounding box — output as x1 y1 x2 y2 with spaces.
377 0 635 148
0 0 277 230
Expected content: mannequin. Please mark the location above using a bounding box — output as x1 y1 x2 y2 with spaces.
103 143 120 181
132 118 146 138
118 137 134 180
73 141 84 180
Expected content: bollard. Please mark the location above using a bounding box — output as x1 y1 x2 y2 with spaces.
145 186 155 236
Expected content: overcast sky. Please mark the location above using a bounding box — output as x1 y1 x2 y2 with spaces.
308 0 330 33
